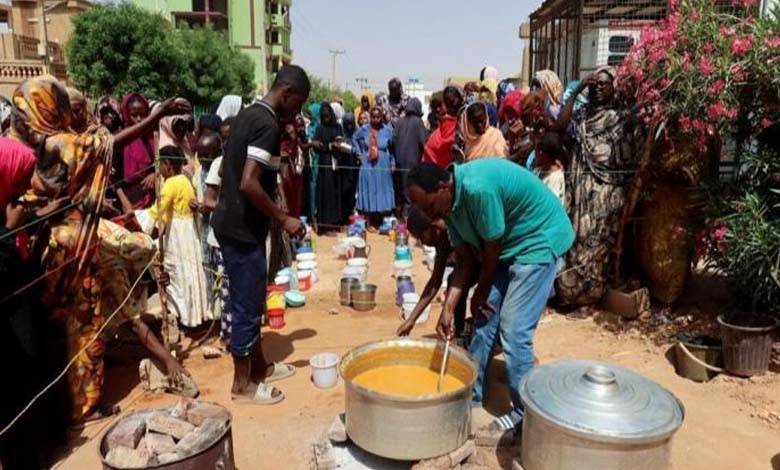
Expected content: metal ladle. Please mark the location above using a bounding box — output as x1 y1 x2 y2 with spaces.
436 339 451 393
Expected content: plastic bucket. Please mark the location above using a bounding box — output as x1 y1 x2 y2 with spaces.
310 352 340 389
298 271 313 292
296 252 317 263
347 257 369 269
267 308 285 329
266 285 286 311
718 314 779 377
342 266 367 283
674 333 723 382
394 260 414 278
274 275 290 291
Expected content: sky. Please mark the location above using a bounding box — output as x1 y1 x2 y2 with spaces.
290 0 537 93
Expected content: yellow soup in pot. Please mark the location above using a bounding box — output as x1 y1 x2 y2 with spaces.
352 365 466 397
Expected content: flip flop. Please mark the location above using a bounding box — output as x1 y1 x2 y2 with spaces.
265 362 296 384
232 382 285 405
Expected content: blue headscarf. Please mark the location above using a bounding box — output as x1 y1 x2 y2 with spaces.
486 103 499 127
562 80 587 111
306 102 321 140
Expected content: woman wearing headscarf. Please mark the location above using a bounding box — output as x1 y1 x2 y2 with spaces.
353 91 375 120
353 106 395 228
0 136 67 469
339 112 360 223
303 102 321 220
215 94 242 120
310 102 345 233
456 101 507 161
330 101 345 126
533 70 564 120
66 87 96 133
119 92 157 209
8 76 192 423
393 98 428 218
159 114 196 159
423 86 464 168
553 67 640 311
95 96 123 134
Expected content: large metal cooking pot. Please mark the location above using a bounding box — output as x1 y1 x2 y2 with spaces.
339 338 477 460
519 360 684 470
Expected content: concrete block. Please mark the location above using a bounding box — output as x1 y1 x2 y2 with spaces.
185 401 230 427
176 418 225 457
105 415 145 451
144 432 177 455
104 446 152 468
146 413 195 440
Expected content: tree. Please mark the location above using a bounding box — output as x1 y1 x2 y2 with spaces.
174 27 255 108
67 5 256 106
66 4 185 99
304 75 360 118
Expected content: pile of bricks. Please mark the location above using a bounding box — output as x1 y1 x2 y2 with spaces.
103 399 230 469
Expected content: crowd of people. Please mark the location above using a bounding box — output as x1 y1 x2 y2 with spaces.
0 58 643 466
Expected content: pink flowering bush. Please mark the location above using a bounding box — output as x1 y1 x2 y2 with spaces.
617 0 780 152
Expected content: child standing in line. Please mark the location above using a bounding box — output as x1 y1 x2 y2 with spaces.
533 131 567 206
149 146 212 328
203 148 231 345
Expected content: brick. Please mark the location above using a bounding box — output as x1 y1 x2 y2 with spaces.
176 418 226 457
144 432 177 455
157 452 180 464
105 415 146 451
185 401 231 427
326 414 347 443
170 398 195 420
146 413 195 440
104 446 152 468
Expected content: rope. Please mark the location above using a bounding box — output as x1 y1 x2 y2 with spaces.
0 257 155 438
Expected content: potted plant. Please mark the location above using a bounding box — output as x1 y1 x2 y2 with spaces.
615 0 780 307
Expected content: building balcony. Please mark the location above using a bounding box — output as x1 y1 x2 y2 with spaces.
172 11 228 32
0 33 64 63
266 43 291 61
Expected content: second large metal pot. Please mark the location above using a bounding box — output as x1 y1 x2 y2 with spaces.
519 360 684 470
339 338 477 460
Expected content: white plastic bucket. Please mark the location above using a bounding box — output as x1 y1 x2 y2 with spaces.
310 352 340 389
342 266 367 282
394 260 414 277
296 252 317 263
347 257 369 268
402 301 430 324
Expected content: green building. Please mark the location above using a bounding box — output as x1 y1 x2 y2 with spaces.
131 0 292 93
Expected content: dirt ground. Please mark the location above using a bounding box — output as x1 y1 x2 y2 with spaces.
53 233 780 470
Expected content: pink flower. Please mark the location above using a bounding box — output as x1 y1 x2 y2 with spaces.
765 36 780 48
731 35 753 55
761 118 774 128
702 43 715 53
699 57 714 75
707 79 726 96
707 102 728 120
679 115 692 132
690 10 700 21
720 26 736 37
692 119 706 132
731 63 748 81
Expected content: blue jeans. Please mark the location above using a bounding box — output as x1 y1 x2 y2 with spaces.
219 238 267 358
468 258 558 414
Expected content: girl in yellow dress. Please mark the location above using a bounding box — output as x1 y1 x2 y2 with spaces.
150 146 212 328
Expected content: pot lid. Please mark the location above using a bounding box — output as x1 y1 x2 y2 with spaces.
520 360 684 443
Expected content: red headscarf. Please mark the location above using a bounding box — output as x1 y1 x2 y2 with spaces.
422 114 457 168
120 92 156 208
0 137 36 209
498 90 526 124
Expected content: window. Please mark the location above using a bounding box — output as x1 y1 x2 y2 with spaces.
607 55 626 66
608 36 633 54
271 30 279 44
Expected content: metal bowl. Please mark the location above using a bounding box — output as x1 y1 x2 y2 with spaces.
351 283 377 311
339 338 477 460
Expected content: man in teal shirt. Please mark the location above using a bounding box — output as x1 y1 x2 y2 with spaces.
407 158 574 442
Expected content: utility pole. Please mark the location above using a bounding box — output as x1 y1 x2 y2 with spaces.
328 49 346 88
39 0 50 71
355 76 369 92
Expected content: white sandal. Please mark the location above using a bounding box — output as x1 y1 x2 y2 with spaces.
232 382 285 405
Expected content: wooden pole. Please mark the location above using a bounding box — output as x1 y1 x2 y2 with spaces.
154 160 172 348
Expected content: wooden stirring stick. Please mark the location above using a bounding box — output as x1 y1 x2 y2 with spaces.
437 339 451 393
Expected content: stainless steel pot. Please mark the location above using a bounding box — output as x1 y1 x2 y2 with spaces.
339 338 477 460
350 283 377 311
339 277 360 306
519 360 684 470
